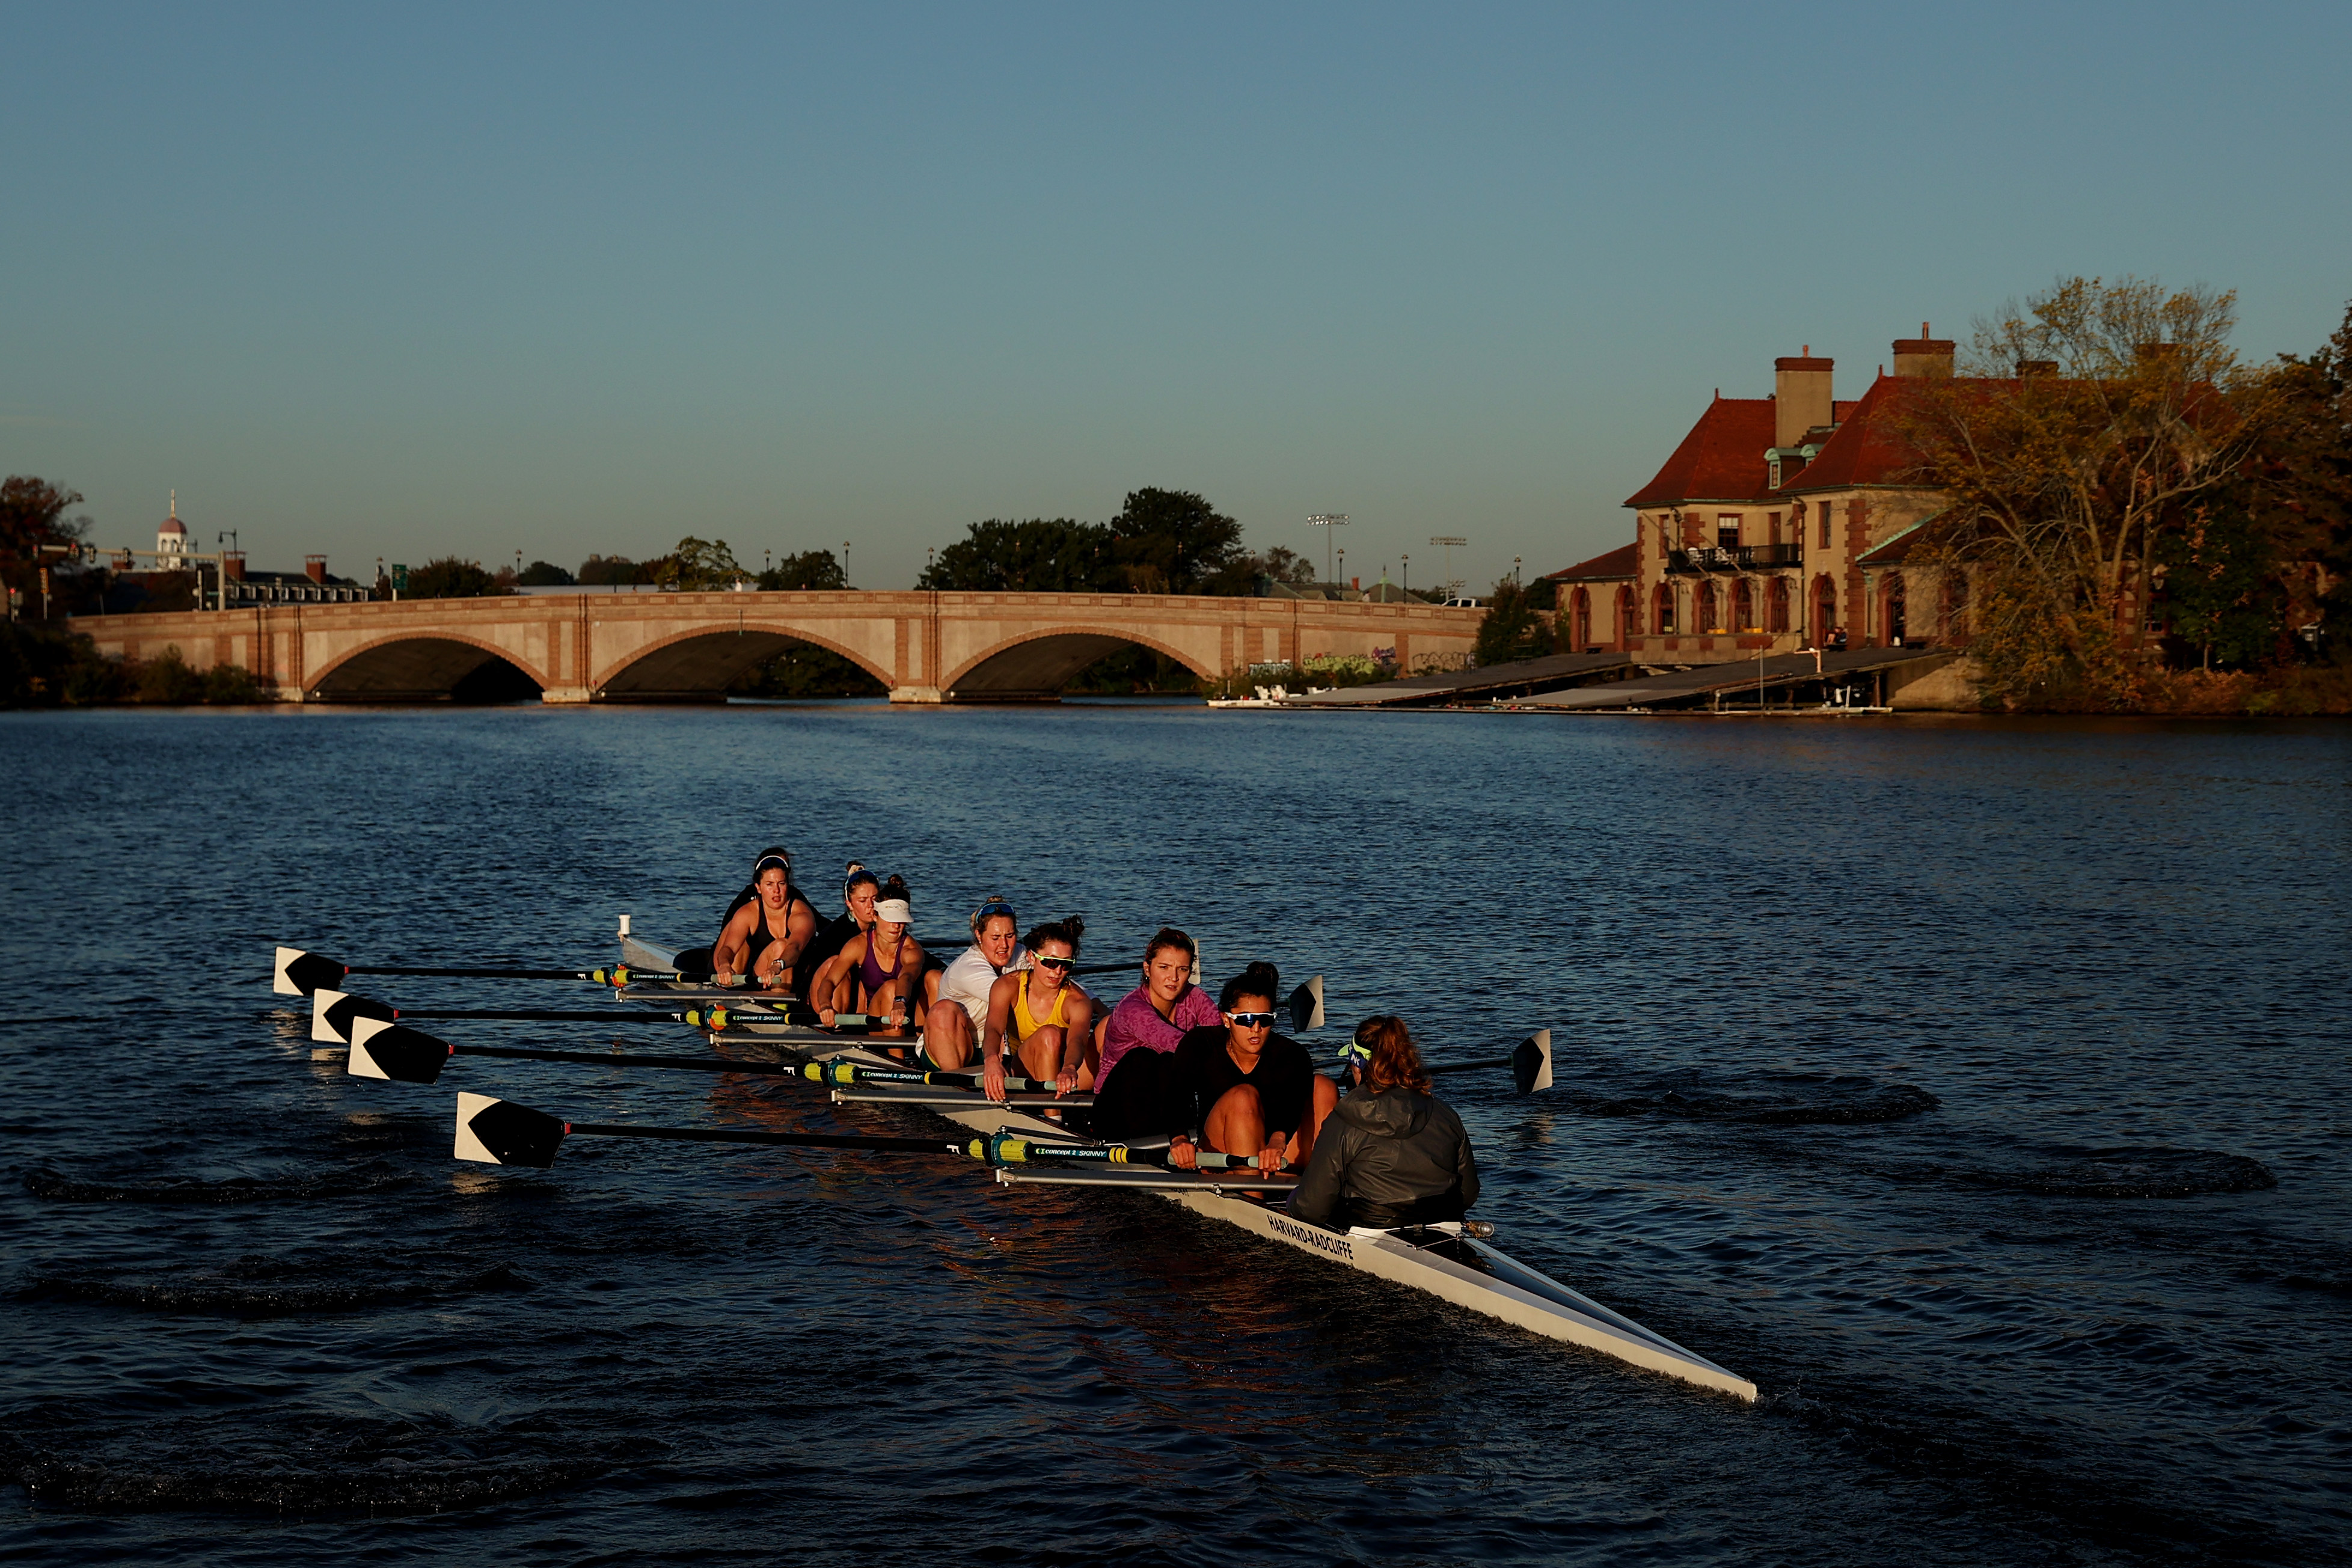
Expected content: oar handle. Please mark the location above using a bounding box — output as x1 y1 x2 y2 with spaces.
566 1122 965 1154
802 1061 1056 1094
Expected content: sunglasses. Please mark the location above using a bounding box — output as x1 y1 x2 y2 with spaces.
1227 1011 1278 1027
1033 954 1076 971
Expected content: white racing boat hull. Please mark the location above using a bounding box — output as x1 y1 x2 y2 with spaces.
630 925 1759 1403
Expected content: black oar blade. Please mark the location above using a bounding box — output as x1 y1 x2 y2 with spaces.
454 1091 567 1168
1288 975 1325 1033
274 946 346 997
1510 1029 1554 1095
311 988 397 1045
348 1018 452 1085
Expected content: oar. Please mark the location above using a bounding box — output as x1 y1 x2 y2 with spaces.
308 988 696 1044
1288 975 1325 1032
685 1003 907 1036
1325 1029 1552 1094
452 1093 1281 1172
272 945 661 997
800 1060 1058 1094
341 1018 813 1086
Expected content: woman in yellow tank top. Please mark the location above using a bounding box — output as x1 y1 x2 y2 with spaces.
982 916 1095 1103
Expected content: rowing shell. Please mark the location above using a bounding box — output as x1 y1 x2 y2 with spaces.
625 926 1758 1403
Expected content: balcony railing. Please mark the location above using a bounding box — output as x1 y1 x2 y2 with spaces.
1668 544 1804 573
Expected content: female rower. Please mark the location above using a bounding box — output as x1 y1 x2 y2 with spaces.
1287 1015 1479 1231
709 849 819 991
812 875 927 1039
1166 962 1339 1180
925 896 1027 1073
980 917 1094 1101
795 863 877 999
1088 928 1222 1139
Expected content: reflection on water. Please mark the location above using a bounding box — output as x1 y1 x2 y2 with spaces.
1 704 2345 1565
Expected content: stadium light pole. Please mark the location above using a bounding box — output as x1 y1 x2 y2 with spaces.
1430 536 1466 600
1308 514 1349 587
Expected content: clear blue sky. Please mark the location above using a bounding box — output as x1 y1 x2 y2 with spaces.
6 2 2348 590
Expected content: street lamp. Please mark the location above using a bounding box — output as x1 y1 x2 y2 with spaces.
1514 555 1522 586
1402 553 1410 596
1307 513 1349 587
1337 546 1346 590
842 541 851 589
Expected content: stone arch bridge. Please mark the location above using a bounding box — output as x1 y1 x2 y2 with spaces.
74 589 1484 702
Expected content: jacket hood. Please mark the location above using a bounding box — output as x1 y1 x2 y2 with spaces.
1337 1084 1431 1139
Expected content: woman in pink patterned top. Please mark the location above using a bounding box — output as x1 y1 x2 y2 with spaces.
1089 928 1221 1139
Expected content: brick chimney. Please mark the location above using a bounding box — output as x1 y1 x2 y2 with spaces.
1893 322 1955 378
1775 348 1834 448
223 551 246 582
305 554 328 584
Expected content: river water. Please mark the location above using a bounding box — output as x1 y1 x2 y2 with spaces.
1 702 2345 1566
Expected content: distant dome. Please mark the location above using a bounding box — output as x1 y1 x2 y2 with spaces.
159 516 186 536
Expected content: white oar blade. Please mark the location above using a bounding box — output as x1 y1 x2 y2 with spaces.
1511 1029 1553 1095
453 1091 566 1168
348 1017 450 1085
273 946 303 996
1287 975 1325 1033
272 945 345 996
311 988 351 1044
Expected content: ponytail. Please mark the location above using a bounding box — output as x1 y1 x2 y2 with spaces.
1219 961 1280 1012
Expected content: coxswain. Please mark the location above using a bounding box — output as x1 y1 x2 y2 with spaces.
811 875 926 1040
1165 961 1338 1179
709 849 819 991
1287 1015 1479 1230
979 917 1094 1101
925 897 1026 1073
1088 928 1221 1139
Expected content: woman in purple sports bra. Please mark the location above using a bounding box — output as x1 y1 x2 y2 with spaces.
811 874 928 1049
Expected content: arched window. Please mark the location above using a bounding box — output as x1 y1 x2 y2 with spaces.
1881 574 1907 646
1617 584 1637 646
1695 580 1718 633
1732 578 1755 632
1813 575 1837 640
1570 586 1591 650
1654 581 1676 633
1768 577 1790 633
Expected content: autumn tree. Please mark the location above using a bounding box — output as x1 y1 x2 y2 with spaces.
758 550 848 590
405 556 512 598
1896 277 2286 705
648 536 748 591
1 477 90 602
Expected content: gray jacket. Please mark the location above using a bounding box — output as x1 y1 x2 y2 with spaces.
1287 1083 1478 1230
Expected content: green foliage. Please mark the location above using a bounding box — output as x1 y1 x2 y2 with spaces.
649 536 747 592
1205 653 1398 699
1107 488 1243 593
1472 578 1562 667
758 550 847 591
134 646 207 704
2157 504 2286 669
1 476 89 599
204 663 266 702
919 519 1113 592
405 556 512 599
518 559 575 586
577 554 645 586
729 645 886 699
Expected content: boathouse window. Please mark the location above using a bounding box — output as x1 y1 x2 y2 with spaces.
1768 577 1790 634
1814 576 1837 638
1695 580 1718 633
1617 584 1636 645
1717 514 1742 549
1883 575 1906 645
1818 503 1833 549
1732 578 1754 632
1769 513 1783 547
1654 581 1676 633
1569 587 1591 650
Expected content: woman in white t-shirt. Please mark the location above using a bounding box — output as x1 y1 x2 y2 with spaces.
923 897 1027 1072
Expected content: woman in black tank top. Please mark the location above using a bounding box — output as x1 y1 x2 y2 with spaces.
713 851 816 990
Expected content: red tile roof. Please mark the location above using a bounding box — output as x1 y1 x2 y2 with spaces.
1544 543 1638 581
1625 396 1863 508
1775 375 1919 492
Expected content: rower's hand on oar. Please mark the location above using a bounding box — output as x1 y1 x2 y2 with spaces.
1258 1138 1287 1180
982 1053 1008 1102
1167 1135 1198 1170
1053 1062 1081 1098
816 1005 837 1029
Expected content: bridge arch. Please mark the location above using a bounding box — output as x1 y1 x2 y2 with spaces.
593 623 894 701
943 625 1216 702
306 631 551 702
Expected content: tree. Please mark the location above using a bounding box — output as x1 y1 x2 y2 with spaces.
1201 543 1317 595
1472 577 1561 666
648 536 747 592
1107 488 1242 593
2 476 90 601
918 519 1116 592
405 556 512 599
578 554 645 586
2253 300 2352 657
759 550 847 591
518 560 575 586
1894 276 2287 706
